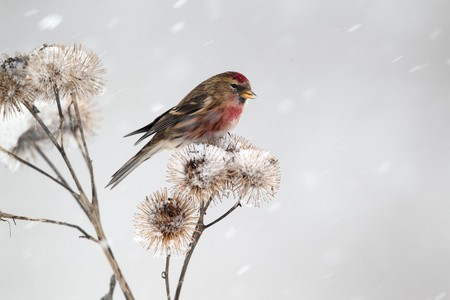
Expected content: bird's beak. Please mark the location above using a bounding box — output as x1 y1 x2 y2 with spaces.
241 89 257 99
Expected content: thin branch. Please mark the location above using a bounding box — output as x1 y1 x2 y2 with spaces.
100 275 117 300
0 211 97 242
1 54 134 299
0 146 76 195
24 102 89 207
74 130 90 164
0 214 12 237
66 101 90 166
174 197 241 299
24 102 59 150
71 93 98 208
31 140 90 215
162 254 172 300
0 145 89 216
53 84 66 147
93 225 135 300
24 97 134 299
174 200 208 300
29 138 70 188
204 200 242 229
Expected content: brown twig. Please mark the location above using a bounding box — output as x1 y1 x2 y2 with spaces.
163 254 171 300
67 93 133 298
71 93 98 208
174 200 209 300
0 211 97 242
24 102 88 206
0 146 76 196
53 84 66 147
21 91 135 299
173 198 241 299
66 102 89 164
0 212 13 237
204 200 242 229
29 138 71 191
92 222 135 300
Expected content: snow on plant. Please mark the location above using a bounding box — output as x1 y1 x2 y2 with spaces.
1 43 281 300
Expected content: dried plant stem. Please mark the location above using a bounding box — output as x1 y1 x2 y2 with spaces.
29 140 92 216
67 91 133 298
91 218 135 300
173 199 242 299
205 200 242 229
0 211 97 242
53 84 66 147
2 50 134 299
69 93 133 299
66 102 89 164
71 93 98 208
29 138 70 189
174 201 208 300
19 91 135 299
24 102 88 206
0 146 75 195
163 254 171 300
1 209 134 299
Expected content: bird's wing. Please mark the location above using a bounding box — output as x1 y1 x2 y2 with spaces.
125 94 212 145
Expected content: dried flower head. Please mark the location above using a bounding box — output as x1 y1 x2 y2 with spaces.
212 133 253 154
0 53 34 119
167 143 229 204
231 146 281 207
26 44 106 100
1 53 29 77
134 188 198 256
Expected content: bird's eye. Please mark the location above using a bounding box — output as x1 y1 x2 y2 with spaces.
230 83 238 89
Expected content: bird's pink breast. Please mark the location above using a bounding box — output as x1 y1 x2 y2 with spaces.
224 105 244 123
186 103 244 141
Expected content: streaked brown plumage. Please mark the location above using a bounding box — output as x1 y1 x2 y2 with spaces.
106 71 256 189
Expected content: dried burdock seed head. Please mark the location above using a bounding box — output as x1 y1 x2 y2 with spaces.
0 53 34 119
67 44 106 98
134 188 198 256
231 146 281 207
212 133 253 154
0 73 32 119
26 44 106 100
167 143 229 205
1 53 29 77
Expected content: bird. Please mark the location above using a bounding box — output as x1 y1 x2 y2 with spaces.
106 71 256 189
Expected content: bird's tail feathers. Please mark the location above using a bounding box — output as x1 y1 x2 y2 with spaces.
106 144 161 189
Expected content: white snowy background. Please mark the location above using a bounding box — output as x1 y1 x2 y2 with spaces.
1 0 450 299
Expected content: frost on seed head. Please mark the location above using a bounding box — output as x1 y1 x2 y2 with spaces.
134 188 198 256
231 147 281 207
212 133 253 154
26 44 106 100
0 53 34 119
167 143 229 204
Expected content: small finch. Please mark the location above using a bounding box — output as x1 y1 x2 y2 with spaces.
106 71 256 189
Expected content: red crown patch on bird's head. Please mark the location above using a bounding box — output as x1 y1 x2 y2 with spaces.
233 72 248 83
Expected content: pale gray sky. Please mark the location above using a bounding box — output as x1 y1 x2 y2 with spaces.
1 1 450 299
